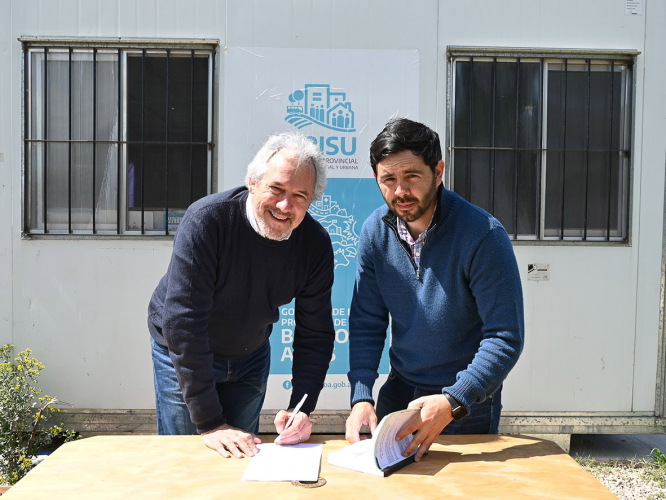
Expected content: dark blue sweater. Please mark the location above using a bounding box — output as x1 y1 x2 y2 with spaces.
149 187 335 432
348 187 524 415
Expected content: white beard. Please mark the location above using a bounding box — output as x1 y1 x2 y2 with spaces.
254 209 293 241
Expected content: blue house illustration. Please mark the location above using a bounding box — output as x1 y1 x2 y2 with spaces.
285 84 356 132
313 195 332 211
327 102 354 130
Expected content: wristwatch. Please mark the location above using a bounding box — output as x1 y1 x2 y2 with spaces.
444 393 468 421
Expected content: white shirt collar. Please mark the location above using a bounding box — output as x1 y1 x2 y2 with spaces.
245 192 292 241
245 192 262 235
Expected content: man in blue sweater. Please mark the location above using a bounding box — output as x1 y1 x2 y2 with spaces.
346 118 524 461
149 132 335 459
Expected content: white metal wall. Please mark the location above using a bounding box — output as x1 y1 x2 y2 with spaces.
1 0 14 349
632 0 666 412
2 0 665 416
4 0 227 409
433 0 664 413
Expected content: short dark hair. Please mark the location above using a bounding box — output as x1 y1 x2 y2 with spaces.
369 118 442 174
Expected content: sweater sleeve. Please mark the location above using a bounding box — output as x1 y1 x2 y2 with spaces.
347 219 390 406
443 225 525 414
161 206 226 433
289 233 336 415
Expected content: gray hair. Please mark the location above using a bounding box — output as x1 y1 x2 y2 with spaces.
244 132 327 200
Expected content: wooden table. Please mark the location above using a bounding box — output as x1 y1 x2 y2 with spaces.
3 434 613 499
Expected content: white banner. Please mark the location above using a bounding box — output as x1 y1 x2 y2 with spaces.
224 47 419 410
224 47 419 185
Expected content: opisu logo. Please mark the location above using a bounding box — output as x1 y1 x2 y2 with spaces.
285 84 357 158
285 84 355 132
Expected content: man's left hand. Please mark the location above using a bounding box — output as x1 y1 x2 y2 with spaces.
273 409 313 445
395 394 454 462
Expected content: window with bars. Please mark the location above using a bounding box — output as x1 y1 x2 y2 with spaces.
22 39 216 235
449 49 634 241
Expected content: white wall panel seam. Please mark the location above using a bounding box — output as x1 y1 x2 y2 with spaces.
630 0 650 414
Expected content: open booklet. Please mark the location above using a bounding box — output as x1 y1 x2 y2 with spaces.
327 408 420 477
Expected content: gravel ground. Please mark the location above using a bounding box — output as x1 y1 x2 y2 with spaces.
576 456 666 499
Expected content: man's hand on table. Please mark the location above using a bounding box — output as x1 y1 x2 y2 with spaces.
345 402 378 444
202 424 261 458
274 409 313 445
396 394 453 462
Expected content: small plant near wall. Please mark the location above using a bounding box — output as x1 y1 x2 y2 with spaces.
651 448 666 469
0 344 78 485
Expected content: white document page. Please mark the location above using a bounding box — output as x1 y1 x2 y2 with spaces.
327 408 419 476
326 438 382 476
241 443 322 482
374 409 418 470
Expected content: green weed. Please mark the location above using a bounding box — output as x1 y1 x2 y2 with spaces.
0 345 78 485
652 448 666 469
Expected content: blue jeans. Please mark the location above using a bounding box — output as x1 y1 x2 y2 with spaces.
375 370 502 434
151 337 271 435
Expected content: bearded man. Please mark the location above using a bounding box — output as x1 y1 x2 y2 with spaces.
345 118 524 462
149 132 334 458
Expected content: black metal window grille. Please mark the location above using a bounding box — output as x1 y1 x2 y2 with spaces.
451 54 632 241
23 42 215 235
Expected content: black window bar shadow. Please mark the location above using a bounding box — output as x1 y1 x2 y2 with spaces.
583 59 591 241
43 47 48 233
189 49 194 207
117 48 122 234
141 48 146 235
490 57 496 216
536 58 544 239
165 49 170 236
93 48 97 234
606 60 614 242
451 56 630 242
25 44 214 236
466 57 473 202
513 57 521 240
560 59 568 240
68 48 72 234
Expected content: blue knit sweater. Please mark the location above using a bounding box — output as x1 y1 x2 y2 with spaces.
348 187 524 415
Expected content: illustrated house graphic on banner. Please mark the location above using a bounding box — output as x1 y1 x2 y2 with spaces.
286 84 356 132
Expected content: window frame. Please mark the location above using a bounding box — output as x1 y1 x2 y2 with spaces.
20 37 219 238
446 46 640 244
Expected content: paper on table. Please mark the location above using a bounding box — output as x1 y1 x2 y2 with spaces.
327 408 419 476
241 443 323 482
327 438 379 475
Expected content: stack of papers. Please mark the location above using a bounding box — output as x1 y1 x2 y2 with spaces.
241 443 323 482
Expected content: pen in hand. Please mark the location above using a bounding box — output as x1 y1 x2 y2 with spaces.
275 393 308 444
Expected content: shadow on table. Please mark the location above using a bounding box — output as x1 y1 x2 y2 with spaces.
394 436 565 477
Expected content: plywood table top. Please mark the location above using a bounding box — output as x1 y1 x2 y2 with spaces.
3 434 613 499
